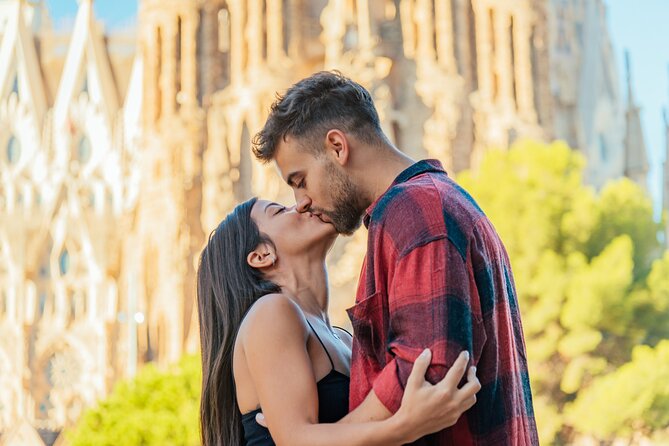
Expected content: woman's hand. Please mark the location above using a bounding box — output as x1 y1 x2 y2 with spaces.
395 349 480 443
256 348 480 443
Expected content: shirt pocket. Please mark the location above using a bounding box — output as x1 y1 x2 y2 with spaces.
346 291 386 364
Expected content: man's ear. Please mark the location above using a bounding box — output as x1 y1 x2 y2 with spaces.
247 244 276 269
325 129 350 167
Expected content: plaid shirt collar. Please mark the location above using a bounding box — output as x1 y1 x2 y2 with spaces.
363 159 446 228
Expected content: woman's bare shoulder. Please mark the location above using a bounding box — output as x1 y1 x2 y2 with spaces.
238 294 307 343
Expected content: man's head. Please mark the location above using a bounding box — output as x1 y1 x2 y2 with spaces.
252 71 387 235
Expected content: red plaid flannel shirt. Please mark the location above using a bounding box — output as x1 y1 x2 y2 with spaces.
347 160 539 445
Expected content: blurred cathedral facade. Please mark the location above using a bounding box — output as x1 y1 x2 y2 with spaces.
0 0 654 444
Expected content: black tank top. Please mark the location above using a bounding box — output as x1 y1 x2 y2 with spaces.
241 322 351 445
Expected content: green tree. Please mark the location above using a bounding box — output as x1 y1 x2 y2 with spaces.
66 355 201 446
566 340 669 440
457 140 668 444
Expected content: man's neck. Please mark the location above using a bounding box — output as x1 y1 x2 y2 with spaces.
359 146 415 204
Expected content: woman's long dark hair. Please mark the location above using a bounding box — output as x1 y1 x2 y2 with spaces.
197 197 281 446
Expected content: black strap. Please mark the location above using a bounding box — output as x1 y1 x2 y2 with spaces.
305 319 336 370
332 325 353 338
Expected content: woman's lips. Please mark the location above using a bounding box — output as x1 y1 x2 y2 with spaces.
315 214 331 224
308 212 332 225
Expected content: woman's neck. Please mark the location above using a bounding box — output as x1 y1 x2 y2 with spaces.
273 257 330 321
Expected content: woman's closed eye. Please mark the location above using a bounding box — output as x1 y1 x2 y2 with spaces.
274 206 286 215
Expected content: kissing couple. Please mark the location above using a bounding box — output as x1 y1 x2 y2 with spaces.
197 71 539 445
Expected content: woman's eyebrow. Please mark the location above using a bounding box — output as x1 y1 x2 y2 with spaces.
263 202 279 214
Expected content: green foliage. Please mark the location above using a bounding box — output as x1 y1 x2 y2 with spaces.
66 355 201 446
566 340 669 437
457 139 669 444
586 179 661 280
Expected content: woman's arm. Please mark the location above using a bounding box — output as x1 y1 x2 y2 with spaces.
242 294 480 446
339 350 477 428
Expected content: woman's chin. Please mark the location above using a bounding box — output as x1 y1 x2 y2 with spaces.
323 223 339 239
327 230 339 243
310 215 338 235
318 229 338 252
302 224 338 249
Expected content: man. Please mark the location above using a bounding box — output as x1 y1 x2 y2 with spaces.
253 71 539 445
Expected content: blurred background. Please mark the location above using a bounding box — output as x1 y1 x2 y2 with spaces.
0 0 667 444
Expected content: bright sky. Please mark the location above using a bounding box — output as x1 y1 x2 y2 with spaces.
45 0 669 211
46 0 137 30
606 0 669 213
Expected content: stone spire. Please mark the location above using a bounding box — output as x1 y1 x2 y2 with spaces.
623 50 649 188
663 65 669 245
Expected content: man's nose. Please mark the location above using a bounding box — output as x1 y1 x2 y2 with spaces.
295 195 312 213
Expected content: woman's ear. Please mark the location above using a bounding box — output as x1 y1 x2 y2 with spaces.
247 244 276 270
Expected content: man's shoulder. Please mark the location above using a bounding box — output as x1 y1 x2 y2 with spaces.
369 173 485 256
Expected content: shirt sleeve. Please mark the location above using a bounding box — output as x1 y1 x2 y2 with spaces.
372 236 483 414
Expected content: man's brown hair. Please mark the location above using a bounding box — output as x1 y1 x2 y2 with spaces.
252 71 385 163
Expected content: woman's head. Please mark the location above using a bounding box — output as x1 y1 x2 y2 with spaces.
246 198 337 268
197 197 336 445
198 198 281 446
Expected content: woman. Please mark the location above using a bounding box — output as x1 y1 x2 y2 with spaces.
197 198 480 446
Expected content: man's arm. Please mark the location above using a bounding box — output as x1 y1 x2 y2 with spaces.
370 238 483 415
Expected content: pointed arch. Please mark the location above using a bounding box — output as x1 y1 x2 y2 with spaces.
0 0 47 125
53 0 119 134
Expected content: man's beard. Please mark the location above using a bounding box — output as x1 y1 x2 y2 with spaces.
320 161 368 236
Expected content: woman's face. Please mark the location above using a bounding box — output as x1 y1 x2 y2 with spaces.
250 199 337 259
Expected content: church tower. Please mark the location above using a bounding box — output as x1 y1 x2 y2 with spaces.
0 0 48 440
663 66 669 246
130 0 210 366
468 0 543 165
201 0 305 233
622 51 649 189
0 0 140 443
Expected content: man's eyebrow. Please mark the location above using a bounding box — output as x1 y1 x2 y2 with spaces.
286 171 300 186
